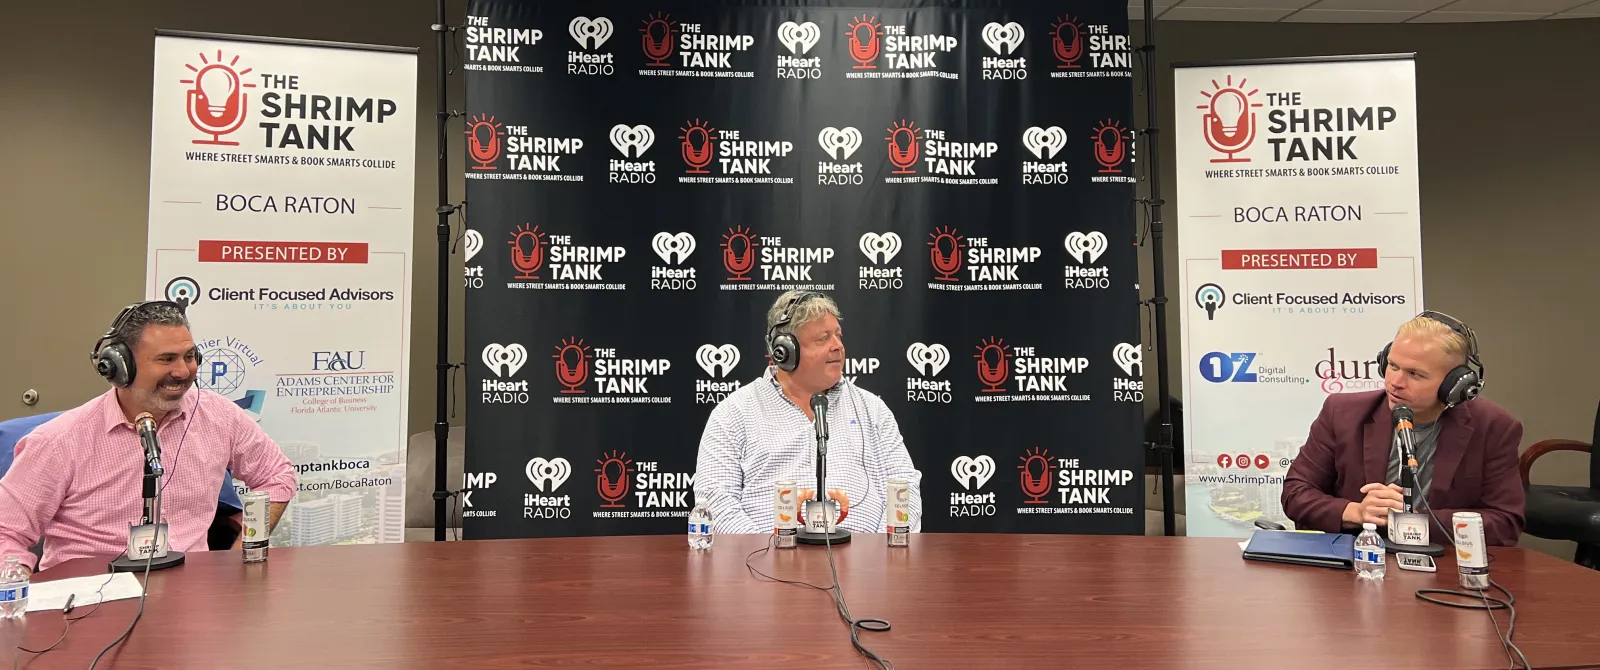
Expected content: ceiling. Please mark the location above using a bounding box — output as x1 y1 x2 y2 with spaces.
1130 0 1600 22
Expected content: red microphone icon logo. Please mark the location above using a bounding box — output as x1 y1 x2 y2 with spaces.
1051 15 1085 69
680 118 717 174
974 336 1012 393
1198 75 1261 163
554 337 592 394
641 12 678 67
928 226 965 282
1093 119 1128 174
886 120 920 175
1019 447 1055 505
507 223 547 280
181 50 255 146
846 15 882 70
595 450 635 508
722 225 758 281
466 114 505 171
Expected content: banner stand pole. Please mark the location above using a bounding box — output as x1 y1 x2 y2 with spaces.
1140 3 1178 537
431 0 454 542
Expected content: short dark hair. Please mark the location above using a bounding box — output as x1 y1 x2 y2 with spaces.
113 302 191 350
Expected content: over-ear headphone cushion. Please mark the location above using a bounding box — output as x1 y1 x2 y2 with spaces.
96 344 136 388
1437 367 1477 406
1375 344 1390 374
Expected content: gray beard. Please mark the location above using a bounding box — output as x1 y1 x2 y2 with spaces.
133 385 186 413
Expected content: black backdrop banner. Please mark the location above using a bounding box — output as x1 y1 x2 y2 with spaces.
461 0 1144 538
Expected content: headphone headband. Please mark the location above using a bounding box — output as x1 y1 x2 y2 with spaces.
91 301 183 358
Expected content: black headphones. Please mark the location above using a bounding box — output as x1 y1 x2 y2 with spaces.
766 291 823 373
90 300 198 388
1375 310 1484 408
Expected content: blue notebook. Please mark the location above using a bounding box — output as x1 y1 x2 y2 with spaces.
1242 530 1355 570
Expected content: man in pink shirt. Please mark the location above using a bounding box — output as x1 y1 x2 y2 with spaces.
0 301 297 573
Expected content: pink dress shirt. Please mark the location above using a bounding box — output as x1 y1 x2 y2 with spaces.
0 388 297 571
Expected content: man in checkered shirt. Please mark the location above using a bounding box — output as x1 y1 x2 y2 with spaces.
693 290 923 534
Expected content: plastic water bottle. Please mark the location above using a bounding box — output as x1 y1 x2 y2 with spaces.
0 556 29 619
1355 522 1386 580
687 504 713 550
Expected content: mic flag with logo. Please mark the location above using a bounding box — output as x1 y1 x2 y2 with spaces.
462 0 1141 537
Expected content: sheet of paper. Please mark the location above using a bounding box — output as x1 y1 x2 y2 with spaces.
25 573 144 612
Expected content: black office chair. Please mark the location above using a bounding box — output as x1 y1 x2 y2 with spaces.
1519 400 1600 570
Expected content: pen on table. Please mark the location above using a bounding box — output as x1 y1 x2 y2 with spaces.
63 593 76 614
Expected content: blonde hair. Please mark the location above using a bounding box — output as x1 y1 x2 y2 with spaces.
1395 315 1470 364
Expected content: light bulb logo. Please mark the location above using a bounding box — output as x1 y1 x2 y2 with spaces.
1018 447 1054 504
886 120 921 174
595 450 634 507
927 226 965 281
1194 283 1225 321
507 223 548 280
679 118 717 174
974 336 1012 393
1198 74 1262 163
721 225 758 280
181 50 256 145
846 15 882 70
1092 119 1129 174
1051 15 1085 69
640 12 678 67
466 114 505 170
554 337 593 394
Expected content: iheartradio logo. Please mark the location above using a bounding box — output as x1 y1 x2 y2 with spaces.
1063 231 1107 264
952 455 996 490
1197 74 1262 163
569 17 614 49
777 21 820 55
482 343 529 377
1112 343 1143 377
651 232 695 265
906 343 950 377
980 22 1024 55
695 344 740 378
609 124 655 158
818 127 862 161
1022 126 1067 160
525 457 572 492
466 114 506 170
181 49 256 146
858 232 901 264
463 230 484 263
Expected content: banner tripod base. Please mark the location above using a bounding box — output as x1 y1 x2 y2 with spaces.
109 551 186 572
797 529 852 545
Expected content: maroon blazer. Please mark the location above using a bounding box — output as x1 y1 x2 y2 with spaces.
1280 390 1526 546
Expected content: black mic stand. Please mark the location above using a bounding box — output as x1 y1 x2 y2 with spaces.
1386 423 1444 557
110 437 186 572
798 401 850 545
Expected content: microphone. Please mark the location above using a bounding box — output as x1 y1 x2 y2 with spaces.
185 64 248 145
1094 126 1125 172
1386 404 1442 556
1052 22 1082 68
798 392 850 545
110 412 186 572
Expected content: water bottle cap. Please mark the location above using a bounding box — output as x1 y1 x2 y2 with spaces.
1362 522 1376 531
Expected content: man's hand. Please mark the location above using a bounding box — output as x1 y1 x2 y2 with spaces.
1343 483 1404 528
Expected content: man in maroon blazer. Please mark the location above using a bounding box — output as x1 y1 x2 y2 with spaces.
1281 313 1526 546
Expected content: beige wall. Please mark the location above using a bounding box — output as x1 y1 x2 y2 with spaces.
1 5 1593 556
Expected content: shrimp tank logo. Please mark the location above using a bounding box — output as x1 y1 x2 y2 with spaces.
1018 446 1056 504
466 114 505 170
1195 283 1225 321
1090 119 1136 183
595 451 635 508
180 49 257 145
1197 75 1263 163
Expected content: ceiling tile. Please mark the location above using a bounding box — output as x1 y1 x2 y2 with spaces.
1552 0 1600 14
1159 7 1298 20
1406 11 1548 21
1307 0 1453 9
1282 9 1425 22
1160 0 1317 7
1435 0 1592 12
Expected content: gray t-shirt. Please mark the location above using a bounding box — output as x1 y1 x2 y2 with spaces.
1387 420 1441 503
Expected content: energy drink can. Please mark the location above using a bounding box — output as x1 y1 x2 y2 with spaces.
1453 512 1489 590
887 478 910 547
241 491 271 563
773 481 798 549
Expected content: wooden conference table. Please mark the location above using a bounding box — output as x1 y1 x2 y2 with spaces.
6 535 1600 669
